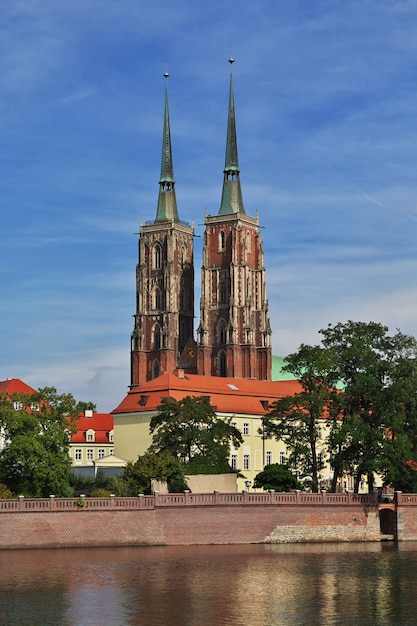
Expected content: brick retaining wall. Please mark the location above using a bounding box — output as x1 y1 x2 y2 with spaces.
0 492 381 549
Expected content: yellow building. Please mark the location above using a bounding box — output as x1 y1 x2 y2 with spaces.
112 370 338 491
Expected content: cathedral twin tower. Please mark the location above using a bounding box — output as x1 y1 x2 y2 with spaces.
130 61 272 387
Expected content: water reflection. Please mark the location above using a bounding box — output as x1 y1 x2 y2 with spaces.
1 543 417 625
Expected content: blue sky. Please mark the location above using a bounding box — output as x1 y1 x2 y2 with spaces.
1 1 416 411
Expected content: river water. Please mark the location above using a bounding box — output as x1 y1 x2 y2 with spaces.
0 542 416 625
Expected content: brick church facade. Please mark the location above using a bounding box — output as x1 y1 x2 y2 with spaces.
130 60 272 387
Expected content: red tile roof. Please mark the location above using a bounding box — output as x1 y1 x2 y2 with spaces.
0 378 37 395
71 413 114 444
112 371 302 416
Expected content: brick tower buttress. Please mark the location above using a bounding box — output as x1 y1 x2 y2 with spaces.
197 59 272 381
130 74 194 387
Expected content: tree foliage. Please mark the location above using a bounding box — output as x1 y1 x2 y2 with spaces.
0 387 79 497
149 396 243 474
110 451 188 495
321 321 417 492
253 464 302 492
263 322 417 493
262 344 337 492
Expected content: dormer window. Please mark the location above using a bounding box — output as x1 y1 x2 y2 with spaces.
86 429 95 443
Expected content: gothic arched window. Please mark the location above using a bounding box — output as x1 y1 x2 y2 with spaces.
154 324 161 350
154 287 161 310
153 244 162 269
219 320 227 345
219 282 227 304
219 350 227 377
152 359 160 379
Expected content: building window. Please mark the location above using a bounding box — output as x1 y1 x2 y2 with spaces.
243 422 250 436
219 282 227 303
219 230 226 251
110 448 114 456
87 449 94 461
86 431 95 442
219 350 226 377
318 426 323 440
279 451 286 465
152 359 160 379
153 244 161 269
109 430 114 443
231 454 237 470
75 449 82 461
13 401 23 411
243 455 250 471
154 287 161 310
231 421 237 430
219 320 227 344
154 325 161 350
266 451 272 465
98 449 105 459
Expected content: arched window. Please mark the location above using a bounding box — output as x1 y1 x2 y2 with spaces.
154 287 161 310
219 282 227 304
219 350 227 377
219 320 227 345
154 324 161 350
152 360 160 379
153 244 162 269
219 230 226 252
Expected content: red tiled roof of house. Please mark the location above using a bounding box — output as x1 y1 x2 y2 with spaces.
112 371 303 416
70 413 114 444
0 378 37 395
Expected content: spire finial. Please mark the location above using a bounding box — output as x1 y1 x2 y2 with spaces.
155 71 179 222
218 57 245 215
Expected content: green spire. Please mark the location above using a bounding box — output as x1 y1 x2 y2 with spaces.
155 72 179 222
219 58 245 215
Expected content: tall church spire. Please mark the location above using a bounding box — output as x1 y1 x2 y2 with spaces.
219 58 245 215
131 73 195 387
197 59 272 381
155 72 179 222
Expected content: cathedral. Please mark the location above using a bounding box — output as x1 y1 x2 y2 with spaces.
130 59 272 387
113 62 304 489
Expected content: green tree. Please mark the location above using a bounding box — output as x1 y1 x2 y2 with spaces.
320 321 417 492
110 451 188 495
253 464 302 492
0 387 79 497
149 396 243 474
76 401 97 413
262 344 337 492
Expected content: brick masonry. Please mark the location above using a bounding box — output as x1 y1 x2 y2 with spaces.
0 501 381 549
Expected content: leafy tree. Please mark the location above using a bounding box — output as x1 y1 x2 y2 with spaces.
253 464 302 492
0 387 79 497
76 401 97 413
262 344 338 492
110 451 188 495
262 322 417 493
320 321 417 492
149 396 243 474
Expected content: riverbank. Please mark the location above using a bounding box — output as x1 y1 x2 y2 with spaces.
0 491 387 549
